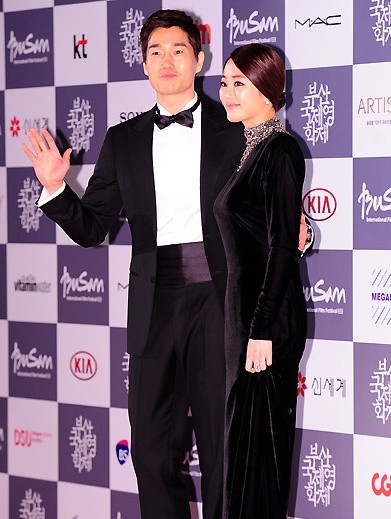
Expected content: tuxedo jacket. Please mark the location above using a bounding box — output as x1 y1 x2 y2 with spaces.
41 100 246 356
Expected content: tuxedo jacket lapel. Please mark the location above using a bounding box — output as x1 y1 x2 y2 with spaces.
127 107 157 237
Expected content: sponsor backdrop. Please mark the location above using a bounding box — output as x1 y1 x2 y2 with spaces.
0 0 390 517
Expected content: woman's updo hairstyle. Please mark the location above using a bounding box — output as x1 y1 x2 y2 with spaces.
226 43 286 111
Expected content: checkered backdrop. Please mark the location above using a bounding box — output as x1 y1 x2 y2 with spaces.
0 0 390 517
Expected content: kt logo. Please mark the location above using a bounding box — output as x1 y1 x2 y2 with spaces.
74 34 88 59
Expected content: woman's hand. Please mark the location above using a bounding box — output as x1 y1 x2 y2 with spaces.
245 338 272 373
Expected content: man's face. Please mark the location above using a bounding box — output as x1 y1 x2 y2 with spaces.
143 26 204 106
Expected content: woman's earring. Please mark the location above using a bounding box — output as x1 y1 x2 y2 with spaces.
265 100 270 105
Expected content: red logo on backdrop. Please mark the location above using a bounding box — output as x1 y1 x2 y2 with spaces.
70 351 97 380
14 429 51 447
302 188 337 221
372 473 391 497
10 116 21 137
297 371 307 397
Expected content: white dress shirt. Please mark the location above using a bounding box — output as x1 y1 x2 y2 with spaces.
153 95 202 245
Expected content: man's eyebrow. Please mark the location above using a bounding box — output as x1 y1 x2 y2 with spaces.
148 42 188 50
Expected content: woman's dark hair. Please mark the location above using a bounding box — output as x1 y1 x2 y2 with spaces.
226 44 286 111
140 9 201 62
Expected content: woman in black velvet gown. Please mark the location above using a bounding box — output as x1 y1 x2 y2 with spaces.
214 44 307 518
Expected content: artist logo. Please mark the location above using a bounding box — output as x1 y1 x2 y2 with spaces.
295 15 342 28
372 473 391 497
70 351 97 381
303 188 337 221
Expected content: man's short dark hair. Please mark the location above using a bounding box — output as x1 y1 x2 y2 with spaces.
140 9 202 62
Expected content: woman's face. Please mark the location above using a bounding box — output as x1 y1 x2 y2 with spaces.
219 58 275 127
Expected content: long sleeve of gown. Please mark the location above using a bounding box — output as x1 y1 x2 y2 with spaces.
249 135 305 340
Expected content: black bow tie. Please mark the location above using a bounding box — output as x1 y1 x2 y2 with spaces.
154 99 200 129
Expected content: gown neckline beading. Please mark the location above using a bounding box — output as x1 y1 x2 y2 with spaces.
237 117 285 171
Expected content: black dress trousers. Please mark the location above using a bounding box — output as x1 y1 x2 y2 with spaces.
128 244 226 519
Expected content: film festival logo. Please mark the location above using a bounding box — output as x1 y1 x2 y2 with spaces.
301 82 335 147
122 352 130 393
357 182 391 223
226 7 278 45
0 426 4 453
74 34 88 60
19 488 45 519
370 0 391 47
17 177 43 233
370 357 391 425
7 30 50 65
69 415 97 473
67 97 95 154
10 341 53 379
60 266 105 303
303 279 346 315
120 8 144 68
297 371 346 399
182 443 201 478
302 442 336 508
371 268 391 326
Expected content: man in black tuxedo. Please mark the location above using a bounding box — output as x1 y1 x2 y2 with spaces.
23 9 309 519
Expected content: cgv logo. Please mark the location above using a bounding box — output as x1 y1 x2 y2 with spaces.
70 351 97 380
302 188 337 221
372 473 391 497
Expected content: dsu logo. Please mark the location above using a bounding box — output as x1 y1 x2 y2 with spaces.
372 473 391 497
14 429 33 447
70 351 97 381
302 188 337 221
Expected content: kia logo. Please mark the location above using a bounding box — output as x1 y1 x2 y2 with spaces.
70 351 97 380
302 188 337 221
372 473 391 497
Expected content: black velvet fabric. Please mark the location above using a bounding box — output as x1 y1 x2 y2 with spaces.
214 131 307 518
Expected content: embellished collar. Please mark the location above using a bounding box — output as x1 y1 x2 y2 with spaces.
238 117 284 171
244 117 284 146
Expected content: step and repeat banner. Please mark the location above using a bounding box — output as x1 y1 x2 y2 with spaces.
0 0 390 518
